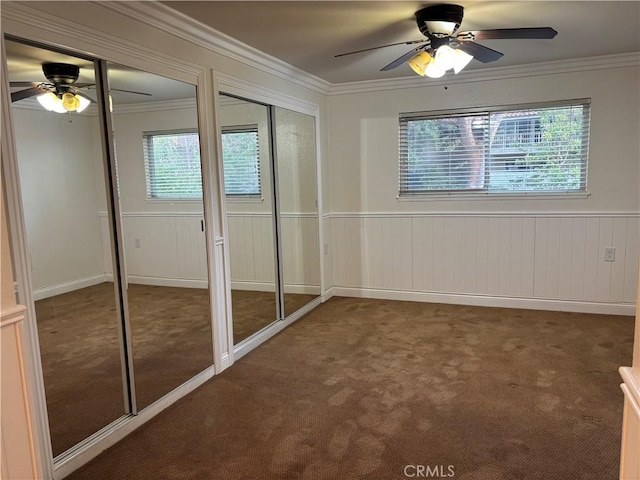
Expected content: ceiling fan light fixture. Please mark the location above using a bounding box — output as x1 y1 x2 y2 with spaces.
37 92 67 113
36 91 90 114
407 51 433 76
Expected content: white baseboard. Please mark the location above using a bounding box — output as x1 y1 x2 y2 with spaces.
230 281 321 295
230 281 276 293
33 274 108 301
330 287 636 316
127 276 208 289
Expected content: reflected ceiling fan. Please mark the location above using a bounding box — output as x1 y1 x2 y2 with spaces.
335 4 557 78
10 62 151 113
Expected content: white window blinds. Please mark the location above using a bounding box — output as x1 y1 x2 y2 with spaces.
143 126 261 200
399 99 590 195
144 131 203 199
221 126 261 197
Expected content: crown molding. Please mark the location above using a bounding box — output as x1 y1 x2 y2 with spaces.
98 1 332 96
329 52 640 95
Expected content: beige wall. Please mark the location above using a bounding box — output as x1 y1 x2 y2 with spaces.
327 66 639 214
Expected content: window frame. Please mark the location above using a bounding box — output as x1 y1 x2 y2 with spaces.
398 99 591 200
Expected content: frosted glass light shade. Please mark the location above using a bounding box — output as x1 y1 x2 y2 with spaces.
425 20 458 36
75 95 91 113
425 62 446 78
36 91 91 113
451 49 473 74
407 51 433 76
37 92 67 113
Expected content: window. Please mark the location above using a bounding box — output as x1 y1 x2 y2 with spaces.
144 131 202 199
398 100 590 196
221 126 261 197
143 126 261 200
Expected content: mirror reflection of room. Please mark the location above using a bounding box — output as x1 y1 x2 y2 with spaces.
108 62 214 411
273 106 321 318
6 38 215 458
219 94 322 346
7 39 126 456
218 94 278 344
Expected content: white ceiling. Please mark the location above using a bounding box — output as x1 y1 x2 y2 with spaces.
164 1 640 84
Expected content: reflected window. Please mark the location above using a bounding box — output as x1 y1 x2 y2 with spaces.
222 125 261 197
143 126 261 199
144 130 202 199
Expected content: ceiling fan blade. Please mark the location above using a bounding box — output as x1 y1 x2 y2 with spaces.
381 46 426 71
111 88 152 97
88 85 152 97
457 41 504 63
459 27 558 41
11 86 48 102
335 40 427 58
74 83 96 88
10 81 40 88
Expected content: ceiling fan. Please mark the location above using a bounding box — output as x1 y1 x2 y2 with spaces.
335 4 557 78
10 62 151 112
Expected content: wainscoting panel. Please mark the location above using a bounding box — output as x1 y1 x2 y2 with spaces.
98 212 320 291
227 214 275 287
331 213 639 313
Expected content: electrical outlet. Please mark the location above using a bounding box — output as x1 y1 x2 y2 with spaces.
134 238 141 248
604 247 615 262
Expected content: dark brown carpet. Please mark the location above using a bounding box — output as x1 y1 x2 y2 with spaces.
66 297 634 480
35 283 316 456
232 290 318 343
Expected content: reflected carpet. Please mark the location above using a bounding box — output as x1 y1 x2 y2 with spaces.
35 283 315 456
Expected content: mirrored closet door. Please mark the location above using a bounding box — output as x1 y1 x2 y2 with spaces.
5 37 214 459
273 106 321 318
219 93 321 346
6 39 128 457
218 94 278 344
108 63 214 410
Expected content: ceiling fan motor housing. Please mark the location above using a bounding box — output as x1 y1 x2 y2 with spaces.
416 4 464 38
42 63 80 85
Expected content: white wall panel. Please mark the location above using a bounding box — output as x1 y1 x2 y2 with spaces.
116 212 318 289
625 218 640 303
331 214 638 312
584 218 600 301
570 217 587 300
597 217 614 301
